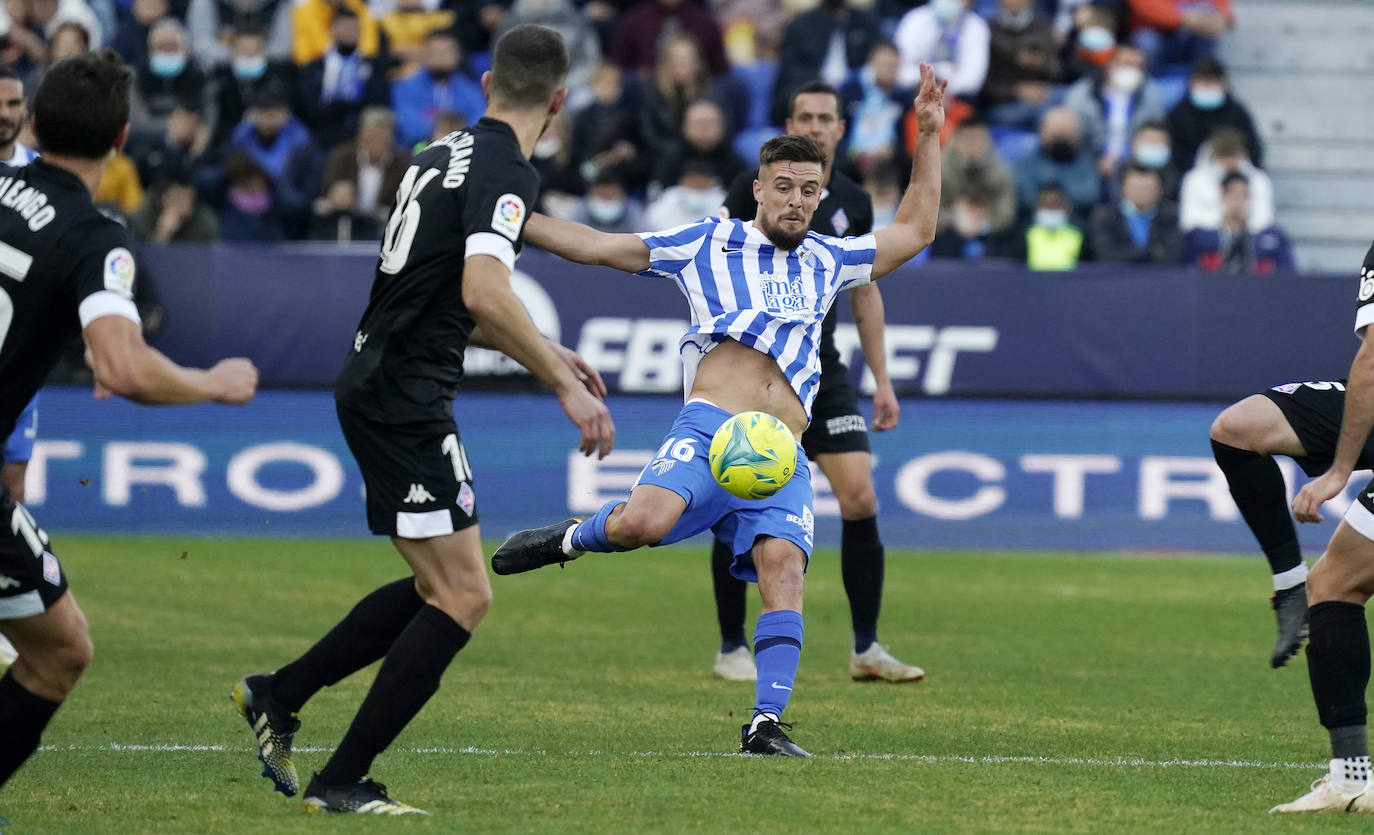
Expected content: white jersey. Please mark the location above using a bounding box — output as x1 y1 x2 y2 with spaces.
636 216 877 418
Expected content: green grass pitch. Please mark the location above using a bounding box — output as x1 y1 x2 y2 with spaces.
1 536 1367 832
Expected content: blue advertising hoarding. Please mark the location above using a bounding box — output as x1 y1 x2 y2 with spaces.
20 387 1361 553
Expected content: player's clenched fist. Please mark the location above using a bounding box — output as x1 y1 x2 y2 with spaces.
210 358 259 404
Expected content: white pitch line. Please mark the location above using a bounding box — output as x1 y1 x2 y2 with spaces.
37 743 1325 770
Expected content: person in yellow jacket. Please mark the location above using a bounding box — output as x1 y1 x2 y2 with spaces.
94 151 145 217
379 0 454 75
1023 185 1083 271
293 0 381 65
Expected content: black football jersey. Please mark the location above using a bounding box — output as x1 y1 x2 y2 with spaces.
722 168 874 370
0 159 141 447
335 117 540 421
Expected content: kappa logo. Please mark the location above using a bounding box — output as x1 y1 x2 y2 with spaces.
650 457 676 476
0 574 19 590
403 484 437 504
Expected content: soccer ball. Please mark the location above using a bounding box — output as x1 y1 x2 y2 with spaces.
709 411 798 500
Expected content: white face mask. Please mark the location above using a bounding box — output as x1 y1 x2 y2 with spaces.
533 136 562 158
932 0 964 23
586 197 626 225
1035 209 1068 228
1109 65 1144 93
680 187 718 216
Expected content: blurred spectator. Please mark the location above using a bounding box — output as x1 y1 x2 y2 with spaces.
1061 2 1118 82
839 42 910 173
940 116 1015 232
650 98 745 197
1022 183 1083 270
982 0 1060 128
298 8 389 149
132 18 208 139
570 62 644 191
1165 58 1261 170
892 0 990 97
864 161 903 230
227 85 321 225
94 150 144 215
638 34 727 161
292 0 378 65
22 19 89 92
210 26 297 146
611 0 728 80
1178 125 1273 233
711 0 788 65
1185 171 1294 274
112 0 162 66
1126 0 1231 71
1088 162 1181 263
1125 119 1177 197
0 67 34 167
453 0 508 56
210 150 291 240
531 110 582 216
572 169 645 233
129 167 219 242
772 0 882 125
1013 105 1100 223
421 110 466 149
494 0 599 99
320 106 409 222
127 98 210 185
643 159 725 229
931 190 1015 259
186 0 293 67
391 30 485 148
308 178 380 241
1062 43 1166 175
377 0 453 76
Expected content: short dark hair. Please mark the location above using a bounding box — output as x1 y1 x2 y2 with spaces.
489 24 567 108
1221 170 1249 191
1132 119 1168 136
33 49 131 159
758 133 827 172
1121 162 1160 182
788 80 842 121
0 66 21 85
1192 58 1226 81
332 7 358 22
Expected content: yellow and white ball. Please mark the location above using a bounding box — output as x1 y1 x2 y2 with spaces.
708 411 798 500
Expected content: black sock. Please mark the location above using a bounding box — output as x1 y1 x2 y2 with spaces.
317 605 470 785
842 516 884 654
711 538 748 652
271 577 424 714
0 670 62 788
1307 601 1371 757
1210 439 1303 575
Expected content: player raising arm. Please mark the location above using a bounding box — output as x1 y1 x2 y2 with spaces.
0 50 257 791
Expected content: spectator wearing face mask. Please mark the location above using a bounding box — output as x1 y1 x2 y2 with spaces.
1185 171 1293 274
940 116 1016 233
391 29 485 148
111 0 163 67
1019 184 1083 271
377 0 454 77
893 0 990 97
772 0 883 126
292 0 379 65
185 0 293 67
223 85 322 232
210 26 298 146
1178 125 1273 233
930 189 1016 260
1088 163 1182 264
840 42 912 171
1124 120 1178 198
1062 43 1167 178
650 98 746 199
981 0 1061 129
1166 58 1261 170
132 18 208 140
1127 0 1231 72
127 98 211 186
211 151 292 241
644 159 726 230
1013 105 1101 225
297 9 390 151
573 170 645 234
1060 2 1118 84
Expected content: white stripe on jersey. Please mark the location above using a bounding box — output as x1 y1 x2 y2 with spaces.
637 216 876 418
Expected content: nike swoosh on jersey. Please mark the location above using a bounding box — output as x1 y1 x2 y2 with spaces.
721 246 743 253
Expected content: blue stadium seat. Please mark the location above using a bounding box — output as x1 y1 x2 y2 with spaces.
730 60 778 128
734 125 781 164
989 126 1040 163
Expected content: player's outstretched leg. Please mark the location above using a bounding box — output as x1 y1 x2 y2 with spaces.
491 517 588 575
1273 523 1374 814
1210 395 1313 667
739 538 811 757
494 491 685 576
710 538 756 681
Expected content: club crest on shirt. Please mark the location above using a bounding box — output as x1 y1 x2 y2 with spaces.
104 247 135 297
830 207 849 236
492 194 526 241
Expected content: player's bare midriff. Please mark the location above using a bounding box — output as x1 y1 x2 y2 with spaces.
688 338 807 439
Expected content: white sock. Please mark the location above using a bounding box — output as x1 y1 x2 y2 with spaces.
561 523 583 557
749 712 780 734
1331 756 1371 789
1273 563 1308 591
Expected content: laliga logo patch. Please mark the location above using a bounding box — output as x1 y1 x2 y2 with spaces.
104 247 136 298
1360 266 1374 301
492 193 526 242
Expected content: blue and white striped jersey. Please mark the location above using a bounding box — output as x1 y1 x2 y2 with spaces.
637 215 876 418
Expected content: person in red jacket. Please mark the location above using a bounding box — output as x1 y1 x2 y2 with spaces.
1126 0 1232 71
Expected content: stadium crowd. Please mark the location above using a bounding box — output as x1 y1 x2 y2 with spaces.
0 0 1292 273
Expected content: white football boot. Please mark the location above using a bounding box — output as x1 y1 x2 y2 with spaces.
850 643 925 683
712 647 757 681
0 634 16 667
1270 761 1370 813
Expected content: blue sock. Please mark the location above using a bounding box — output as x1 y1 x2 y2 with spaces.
753 609 803 718
569 500 633 553
854 630 878 655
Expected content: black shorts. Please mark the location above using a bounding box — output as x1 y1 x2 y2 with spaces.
0 488 68 620
1261 379 1374 477
336 404 479 538
801 366 870 457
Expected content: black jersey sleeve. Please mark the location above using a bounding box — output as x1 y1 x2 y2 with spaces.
1358 243 1374 336
721 170 758 221
461 158 540 272
66 220 142 330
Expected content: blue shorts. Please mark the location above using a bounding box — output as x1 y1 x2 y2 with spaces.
3 396 38 463
634 401 813 582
